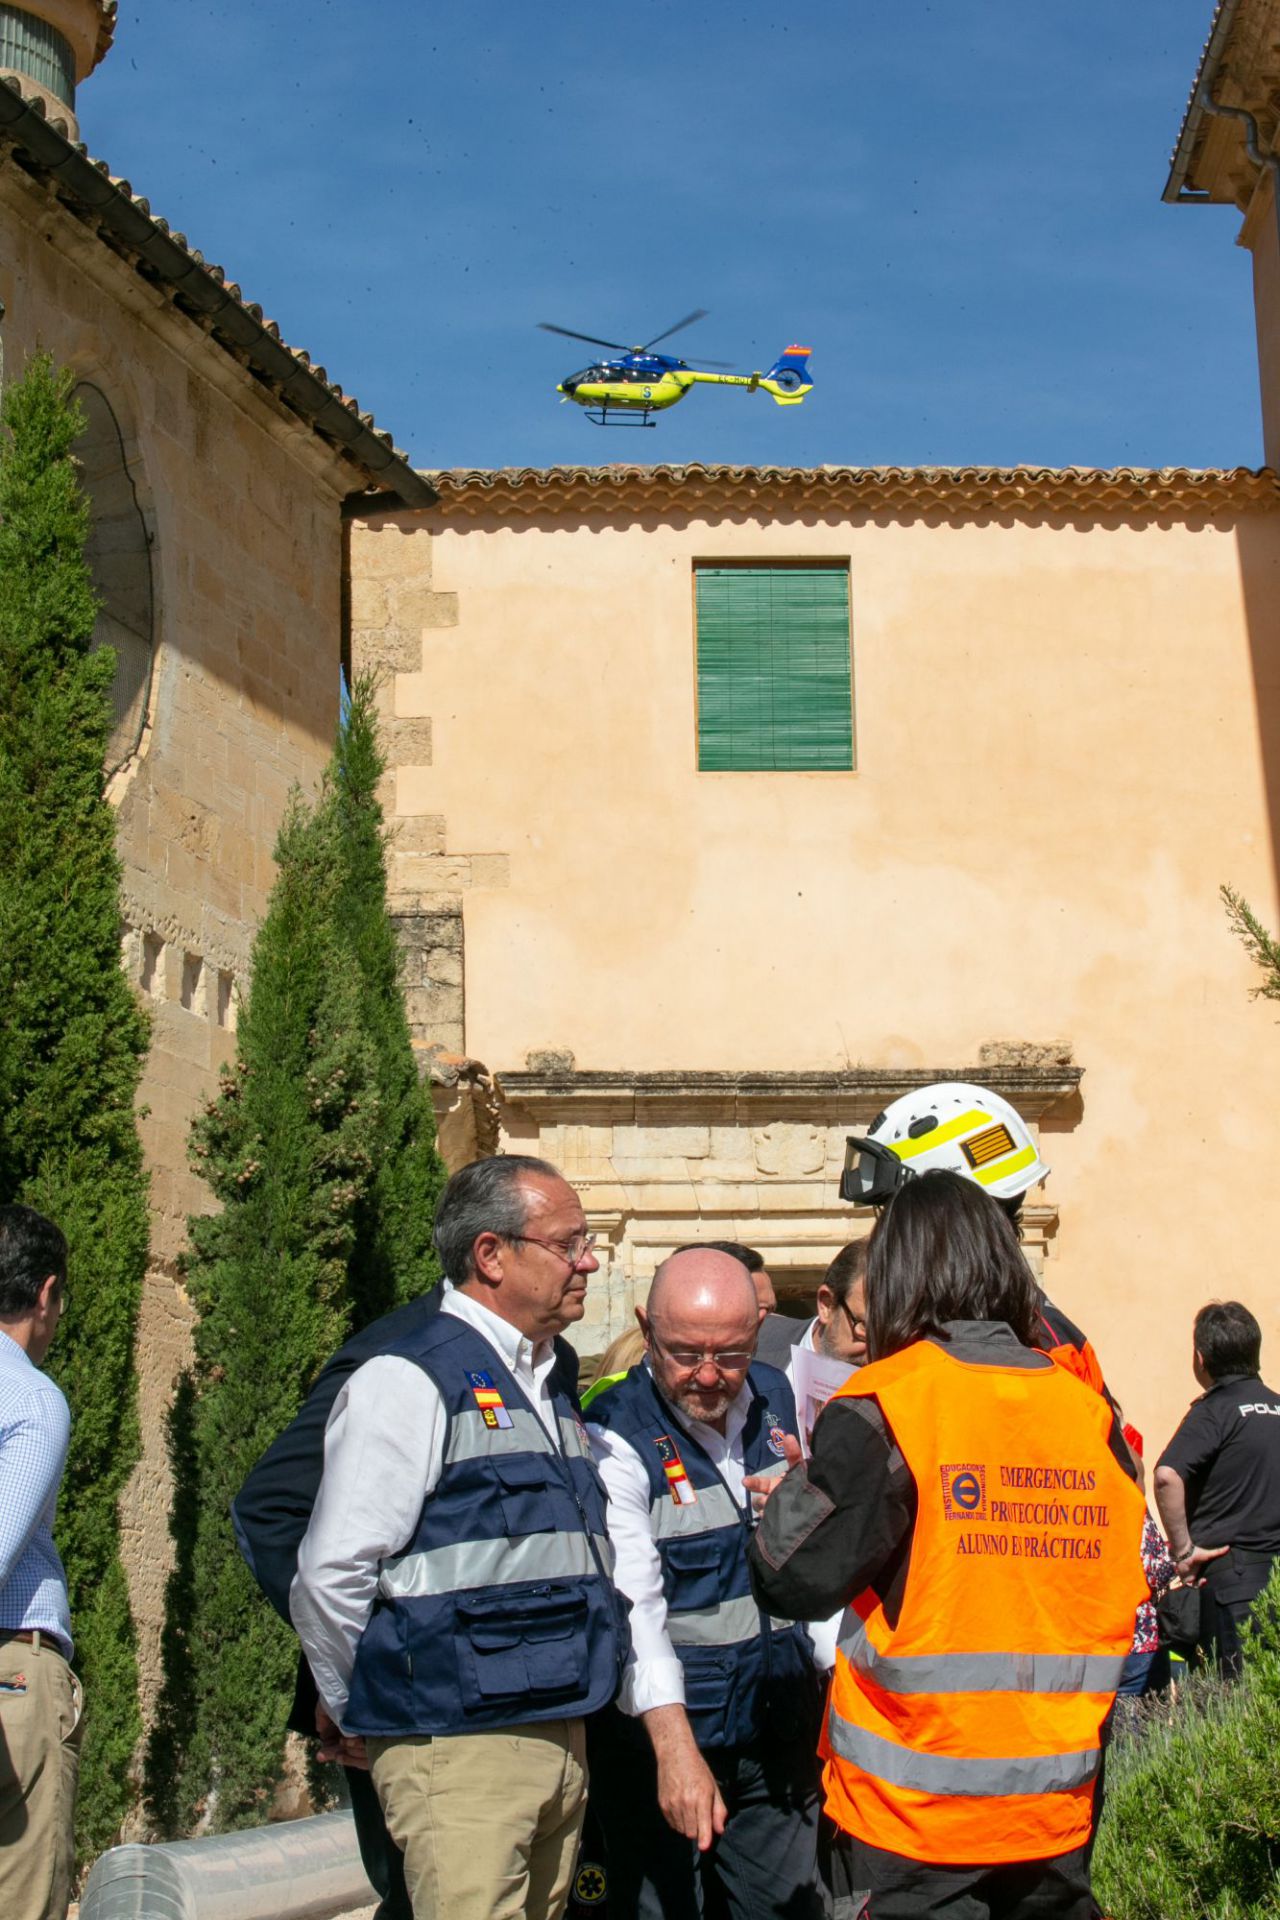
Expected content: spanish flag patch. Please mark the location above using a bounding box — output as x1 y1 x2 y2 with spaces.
655 1433 697 1506
466 1369 514 1430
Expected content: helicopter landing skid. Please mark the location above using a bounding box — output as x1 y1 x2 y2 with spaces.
584 406 656 427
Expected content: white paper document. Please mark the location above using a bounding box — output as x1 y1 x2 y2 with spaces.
791 1345 858 1454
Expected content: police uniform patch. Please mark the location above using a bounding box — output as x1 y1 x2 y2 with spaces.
654 1432 697 1506
466 1369 514 1430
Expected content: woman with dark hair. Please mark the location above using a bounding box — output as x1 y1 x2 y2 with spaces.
863 1171 1041 1361
747 1171 1147 1920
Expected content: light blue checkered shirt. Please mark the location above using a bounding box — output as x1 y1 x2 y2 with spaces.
0 1328 72 1656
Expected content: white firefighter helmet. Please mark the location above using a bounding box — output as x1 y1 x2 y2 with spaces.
841 1081 1049 1206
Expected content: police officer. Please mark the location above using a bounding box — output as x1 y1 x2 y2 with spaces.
586 1248 825 1920
1154 1299 1280 1677
289 1155 628 1920
749 1172 1146 1919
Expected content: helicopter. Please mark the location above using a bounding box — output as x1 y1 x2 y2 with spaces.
538 309 813 427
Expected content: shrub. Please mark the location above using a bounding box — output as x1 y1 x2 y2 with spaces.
1094 1573 1280 1917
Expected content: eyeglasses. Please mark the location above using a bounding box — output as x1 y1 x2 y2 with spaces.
507 1232 598 1269
648 1328 757 1374
840 1302 867 1339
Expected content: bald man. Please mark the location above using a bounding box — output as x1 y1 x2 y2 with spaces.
585 1250 824 1920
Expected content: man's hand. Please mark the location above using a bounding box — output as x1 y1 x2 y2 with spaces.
1174 1542 1231 1586
644 1705 727 1851
314 1703 370 1771
744 1433 804 1513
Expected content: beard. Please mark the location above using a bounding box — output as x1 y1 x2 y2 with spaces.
670 1381 737 1426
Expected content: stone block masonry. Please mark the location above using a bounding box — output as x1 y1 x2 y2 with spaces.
349 517 512 1065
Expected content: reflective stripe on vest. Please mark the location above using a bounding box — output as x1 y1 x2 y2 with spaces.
668 1593 802 1647
838 1618 1127 1697
653 1480 742 1539
444 1408 591 1466
827 1711 1101 1798
380 1529 615 1599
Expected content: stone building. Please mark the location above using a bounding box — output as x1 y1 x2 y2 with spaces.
0 0 431 1711
4 0 1280 1721
350 458 1280 1456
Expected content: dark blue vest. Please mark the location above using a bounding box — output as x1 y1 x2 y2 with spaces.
588 1361 816 1749
344 1313 627 1737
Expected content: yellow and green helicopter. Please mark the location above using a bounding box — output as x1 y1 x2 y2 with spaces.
539 309 813 427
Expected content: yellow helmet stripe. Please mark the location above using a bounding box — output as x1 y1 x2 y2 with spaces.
972 1143 1038 1187
890 1110 992 1162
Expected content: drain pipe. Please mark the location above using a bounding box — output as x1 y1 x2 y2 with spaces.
78 1809 374 1920
1196 81 1280 248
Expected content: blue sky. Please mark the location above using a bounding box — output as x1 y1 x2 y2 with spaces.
85 1 1259 472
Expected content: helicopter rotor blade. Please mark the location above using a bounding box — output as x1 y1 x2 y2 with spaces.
537 322 633 352
641 308 709 349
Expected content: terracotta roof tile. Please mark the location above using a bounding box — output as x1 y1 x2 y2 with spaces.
420 462 1278 523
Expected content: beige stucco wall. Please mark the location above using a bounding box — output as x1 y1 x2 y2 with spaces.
354 490 1280 1466
1242 176 1280 469
0 163 346 1720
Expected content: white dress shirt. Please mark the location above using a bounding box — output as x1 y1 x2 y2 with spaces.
290 1287 560 1728
588 1365 836 1715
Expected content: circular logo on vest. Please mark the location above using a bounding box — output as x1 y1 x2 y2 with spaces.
940 1462 987 1520
574 1861 608 1906
766 1420 787 1457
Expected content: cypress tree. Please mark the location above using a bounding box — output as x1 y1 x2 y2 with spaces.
0 354 150 1852
336 672 445 1325
153 682 445 1831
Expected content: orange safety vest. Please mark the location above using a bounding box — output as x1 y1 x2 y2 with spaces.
822 1339 1147 1867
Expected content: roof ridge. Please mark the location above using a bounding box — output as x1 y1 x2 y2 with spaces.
414 461 1278 522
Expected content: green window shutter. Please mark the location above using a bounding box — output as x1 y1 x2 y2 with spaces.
696 567 853 771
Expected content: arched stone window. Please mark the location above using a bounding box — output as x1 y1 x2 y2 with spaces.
73 383 154 772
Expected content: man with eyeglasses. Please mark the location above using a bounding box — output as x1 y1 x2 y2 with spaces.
281 1154 627 1920
585 1248 825 1920
756 1240 870 1387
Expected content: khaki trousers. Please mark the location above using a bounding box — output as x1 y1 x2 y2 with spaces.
0 1635 83 1920
368 1718 586 1920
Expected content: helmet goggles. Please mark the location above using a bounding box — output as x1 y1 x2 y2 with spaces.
840 1135 912 1205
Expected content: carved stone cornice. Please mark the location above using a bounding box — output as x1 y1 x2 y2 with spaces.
499 1065 1082 1126
416 463 1278 527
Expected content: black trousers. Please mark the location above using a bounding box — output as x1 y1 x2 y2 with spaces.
587 1706 825 1920
1200 1551 1277 1679
861 1842 1094 1920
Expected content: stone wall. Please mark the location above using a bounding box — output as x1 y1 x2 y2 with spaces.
495 1069 1071 1366
0 161 351 1720
349 516 509 1065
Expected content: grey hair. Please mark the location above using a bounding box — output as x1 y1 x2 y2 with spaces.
432 1155 562 1283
